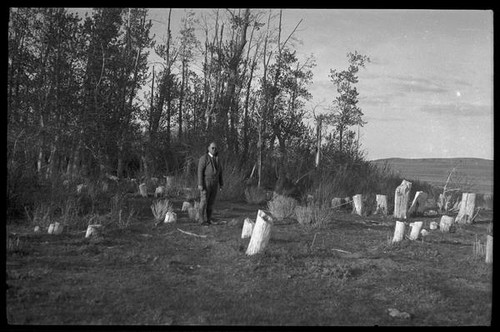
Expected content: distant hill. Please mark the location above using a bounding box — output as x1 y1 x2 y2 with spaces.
370 158 493 194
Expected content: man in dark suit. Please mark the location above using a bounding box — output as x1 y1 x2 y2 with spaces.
198 142 223 225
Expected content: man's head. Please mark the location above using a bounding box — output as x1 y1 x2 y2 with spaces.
208 142 218 155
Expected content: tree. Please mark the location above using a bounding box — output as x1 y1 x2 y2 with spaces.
328 51 370 155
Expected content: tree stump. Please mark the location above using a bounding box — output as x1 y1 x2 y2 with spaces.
85 224 102 238
455 193 476 224
246 210 273 255
182 201 192 211
155 186 166 198
331 197 342 209
53 222 63 235
164 211 177 223
408 191 428 216
241 217 255 239
485 235 493 264
430 221 438 230
374 194 388 215
77 184 86 194
352 194 363 216
166 176 175 189
409 221 423 240
394 180 412 219
139 183 148 197
392 221 405 243
439 215 454 232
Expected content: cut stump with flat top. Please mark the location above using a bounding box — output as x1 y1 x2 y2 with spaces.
455 193 476 224
439 215 454 232
352 194 363 216
394 180 412 219
409 221 423 240
392 221 405 243
246 210 273 255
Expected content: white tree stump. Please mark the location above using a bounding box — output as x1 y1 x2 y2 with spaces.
408 191 428 216
34 226 41 233
420 229 429 237
139 183 148 197
394 180 412 219
392 221 405 243
455 193 476 224
241 217 255 239
155 186 166 198
85 224 102 238
430 221 438 230
331 197 342 209
165 176 175 189
485 235 493 264
352 194 363 216
439 215 454 232
374 194 388 215
246 210 273 255
182 201 192 211
77 183 86 194
409 221 423 240
164 211 177 223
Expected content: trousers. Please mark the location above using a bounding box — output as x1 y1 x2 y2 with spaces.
199 179 219 222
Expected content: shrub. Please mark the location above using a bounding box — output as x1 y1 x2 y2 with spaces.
267 194 298 222
295 205 314 225
295 203 335 227
150 199 173 222
244 186 267 204
218 163 246 201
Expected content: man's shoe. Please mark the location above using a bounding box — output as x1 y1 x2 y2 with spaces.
200 221 211 226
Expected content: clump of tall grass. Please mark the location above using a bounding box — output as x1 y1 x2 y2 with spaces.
267 194 298 222
295 203 335 227
244 186 267 204
472 234 485 258
151 199 174 222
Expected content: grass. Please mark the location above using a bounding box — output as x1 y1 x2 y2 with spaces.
6 194 493 325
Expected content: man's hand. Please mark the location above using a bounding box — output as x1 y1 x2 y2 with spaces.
198 185 204 191
219 186 223 191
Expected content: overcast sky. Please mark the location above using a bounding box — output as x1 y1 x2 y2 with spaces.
73 8 494 161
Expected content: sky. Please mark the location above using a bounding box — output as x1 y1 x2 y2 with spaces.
71 8 494 161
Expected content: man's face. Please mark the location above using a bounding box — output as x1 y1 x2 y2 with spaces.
209 144 217 155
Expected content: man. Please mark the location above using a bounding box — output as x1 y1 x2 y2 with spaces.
197 142 223 225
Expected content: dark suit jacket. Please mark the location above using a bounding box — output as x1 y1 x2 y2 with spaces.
198 153 223 188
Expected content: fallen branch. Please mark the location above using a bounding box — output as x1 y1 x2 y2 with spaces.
331 248 352 254
177 228 207 238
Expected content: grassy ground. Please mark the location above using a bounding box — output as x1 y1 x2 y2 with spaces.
6 196 493 326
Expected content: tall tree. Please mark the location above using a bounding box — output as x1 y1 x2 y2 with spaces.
328 51 370 154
